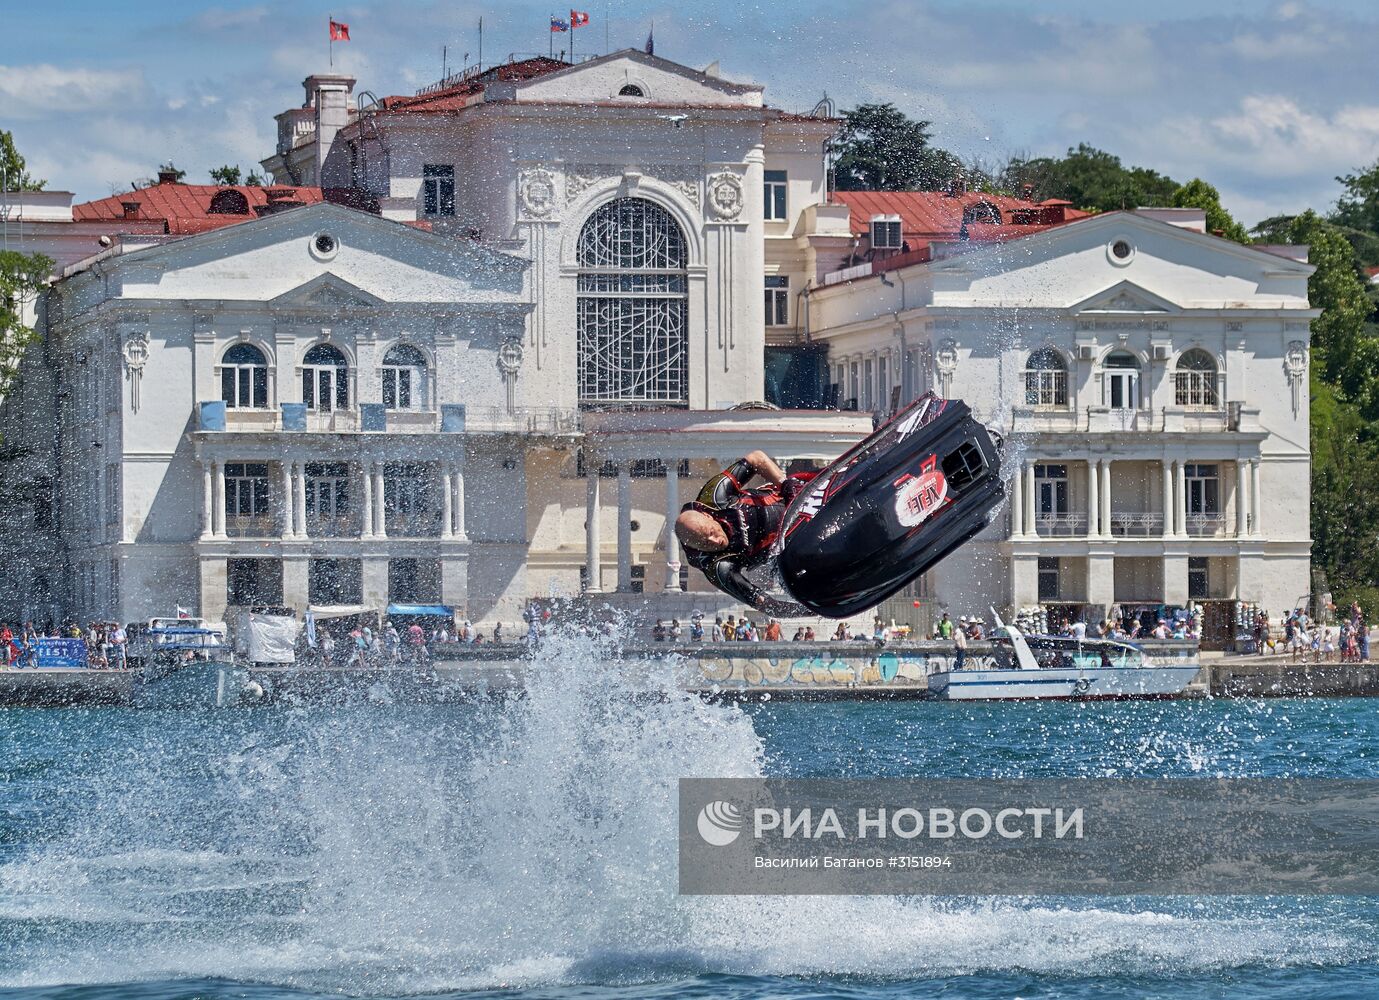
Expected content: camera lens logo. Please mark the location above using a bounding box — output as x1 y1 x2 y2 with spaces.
696 800 743 846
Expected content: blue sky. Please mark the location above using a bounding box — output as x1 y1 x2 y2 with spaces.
3 0 1377 225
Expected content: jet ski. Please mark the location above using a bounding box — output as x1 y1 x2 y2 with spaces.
772 394 1004 618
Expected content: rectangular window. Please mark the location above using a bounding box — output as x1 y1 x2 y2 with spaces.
422 164 455 217
764 275 789 326
1188 556 1209 600
878 356 889 408
763 169 787 221
1037 557 1060 602
227 558 284 607
871 216 902 250
223 463 270 517
309 558 362 605
388 557 441 604
222 364 268 408
305 461 351 536
1024 370 1067 408
1174 371 1219 408
1107 371 1138 410
848 361 860 410
1034 464 1070 516
1184 464 1220 514
384 461 438 536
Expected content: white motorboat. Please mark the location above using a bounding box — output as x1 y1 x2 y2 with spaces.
928 613 1202 701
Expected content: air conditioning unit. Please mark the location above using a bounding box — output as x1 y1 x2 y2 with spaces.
1226 401 1242 430
1077 344 1097 360
1153 344 1172 360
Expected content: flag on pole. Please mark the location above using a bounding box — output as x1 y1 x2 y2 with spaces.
570 10 590 28
329 19 351 41
550 15 569 31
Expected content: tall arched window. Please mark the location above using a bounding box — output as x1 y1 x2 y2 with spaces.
1103 351 1140 411
221 343 268 409
1023 346 1068 408
381 344 428 410
576 198 688 407
302 343 350 412
1174 349 1219 409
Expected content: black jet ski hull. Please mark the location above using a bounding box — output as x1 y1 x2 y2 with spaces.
776 395 1004 619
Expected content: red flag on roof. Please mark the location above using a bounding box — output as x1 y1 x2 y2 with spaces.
570 10 589 27
329 20 350 41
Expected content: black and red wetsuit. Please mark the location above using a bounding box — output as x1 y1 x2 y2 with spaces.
681 458 816 615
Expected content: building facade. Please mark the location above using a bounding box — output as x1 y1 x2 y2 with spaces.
808 207 1316 641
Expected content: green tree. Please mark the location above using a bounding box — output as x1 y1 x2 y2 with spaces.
1170 178 1250 243
0 129 45 191
1334 158 1379 236
997 144 1178 212
209 164 242 186
0 249 54 405
832 103 966 191
245 169 265 186
1289 211 1373 394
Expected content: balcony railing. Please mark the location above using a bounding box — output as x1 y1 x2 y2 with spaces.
1173 372 1220 409
1185 513 1230 537
1110 512 1166 537
224 514 280 538
384 513 444 538
305 514 359 539
1034 513 1088 537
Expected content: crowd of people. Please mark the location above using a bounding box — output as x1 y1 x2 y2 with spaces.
0 621 128 669
1260 603 1371 663
308 617 535 667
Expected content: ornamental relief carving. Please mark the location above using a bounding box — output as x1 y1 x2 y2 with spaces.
1284 339 1309 417
706 171 745 220
122 331 149 414
517 167 559 219
564 163 704 210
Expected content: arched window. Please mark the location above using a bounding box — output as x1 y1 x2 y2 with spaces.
1103 351 1140 411
1174 349 1219 409
381 343 428 410
576 198 688 407
220 343 268 409
617 83 645 97
962 200 1002 226
302 343 350 412
1023 346 1068 408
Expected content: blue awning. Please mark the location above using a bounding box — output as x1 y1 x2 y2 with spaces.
386 604 454 617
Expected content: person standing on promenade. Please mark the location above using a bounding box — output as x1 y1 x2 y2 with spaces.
764 618 781 641
953 617 968 671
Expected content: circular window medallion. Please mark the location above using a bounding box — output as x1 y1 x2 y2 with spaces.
1108 238 1135 265
310 232 339 260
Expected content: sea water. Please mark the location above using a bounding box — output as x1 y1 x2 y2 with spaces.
2 633 1378 999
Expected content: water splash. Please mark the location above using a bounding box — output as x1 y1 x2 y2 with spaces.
1 632 1376 995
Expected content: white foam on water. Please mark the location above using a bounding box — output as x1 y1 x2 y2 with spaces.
1 626 1375 994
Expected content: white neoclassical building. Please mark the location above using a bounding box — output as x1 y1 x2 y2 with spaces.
3 51 870 627
808 206 1316 643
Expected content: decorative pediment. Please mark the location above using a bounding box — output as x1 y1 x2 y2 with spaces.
1071 280 1179 315
270 273 384 309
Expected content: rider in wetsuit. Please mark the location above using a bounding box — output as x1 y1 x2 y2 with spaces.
674 451 816 615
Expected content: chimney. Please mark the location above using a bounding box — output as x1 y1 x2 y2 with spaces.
1021 183 1035 201
121 201 140 219
303 72 356 186
157 169 179 185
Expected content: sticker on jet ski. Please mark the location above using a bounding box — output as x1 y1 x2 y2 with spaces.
893 455 949 528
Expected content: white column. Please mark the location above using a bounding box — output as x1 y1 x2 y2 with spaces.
1174 459 1187 537
211 460 226 538
280 462 294 539
1235 460 1248 537
373 462 387 539
453 462 467 541
1023 460 1036 537
293 461 307 539
441 463 454 539
1161 460 1174 539
360 460 374 538
1086 458 1098 538
1250 459 1262 537
616 463 632 592
664 459 683 591
585 463 602 593
1099 459 1112 540
201 461 214 540
1009 461 1025 539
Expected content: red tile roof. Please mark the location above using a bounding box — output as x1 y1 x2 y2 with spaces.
830 190 1090 247
74 183 327 235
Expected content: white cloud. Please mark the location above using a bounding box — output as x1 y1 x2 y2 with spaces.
0 64 148 119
